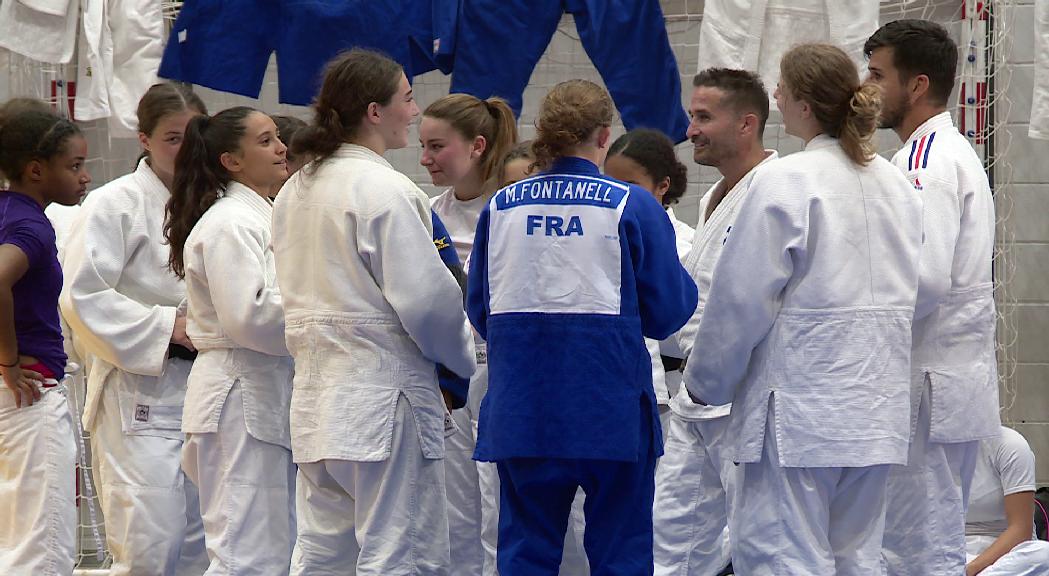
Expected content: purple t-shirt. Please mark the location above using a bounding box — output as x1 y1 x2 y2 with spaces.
0 191 66 377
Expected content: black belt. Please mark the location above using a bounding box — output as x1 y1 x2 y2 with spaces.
167 344 197 361
661 355 683 373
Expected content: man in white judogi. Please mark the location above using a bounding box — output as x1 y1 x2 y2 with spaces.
866 20 1001 576
653 67 776 576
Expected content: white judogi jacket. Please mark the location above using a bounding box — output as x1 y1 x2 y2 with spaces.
61 159 190 436
182 182 293 449
273 144 475 464
76 0 166 136
659 207 695 356
666 207 695 262
684 136 923 468
697 0 878 107
0 0 77 63
672 151 778 421
893 112 1000 443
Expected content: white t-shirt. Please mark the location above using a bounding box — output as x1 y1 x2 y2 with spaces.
966 426 1037 540
430 188 487 264
44 203 81 261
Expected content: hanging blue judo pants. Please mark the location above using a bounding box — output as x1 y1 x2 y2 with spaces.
159 0 455 105
495 401 658 575
450 0 689 142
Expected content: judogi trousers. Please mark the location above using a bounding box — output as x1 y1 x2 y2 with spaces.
181 383 296 575
653 414 735 575
732 404 891 575
290 395 450 575
92 379 208 576
0 385 76 575
495 405 658 576
882 383 980 576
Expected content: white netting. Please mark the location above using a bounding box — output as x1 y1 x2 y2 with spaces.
0 0 1021 570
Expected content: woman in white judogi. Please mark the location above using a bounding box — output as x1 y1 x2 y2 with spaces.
273 49 475 575
605 127 695 403
165 107 296 574
683 44 924 575
419 93 517 576
60 82 210 576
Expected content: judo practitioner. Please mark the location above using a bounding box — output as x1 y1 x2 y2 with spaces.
466 79 697 575
643 68 777 576
272 49 475 575
61 82 210 576
683 44 924 575
166 107 296 574
866 20 1002 575
420 92 518 576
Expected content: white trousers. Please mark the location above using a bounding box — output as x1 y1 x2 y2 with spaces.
478 455 502 576
883 384 980 576
181 383 296 575
290 395 450 575
92 381 208 576
445 403 485 575
732 404 891 575
0 386 76 575
967 538 1049 576
654 414 736 576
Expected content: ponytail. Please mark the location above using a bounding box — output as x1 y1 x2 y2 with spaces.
423 94 520 191
479 98 518 184
294 106 348 167
839 83 880 166
780 43 881 166
165 106 255 278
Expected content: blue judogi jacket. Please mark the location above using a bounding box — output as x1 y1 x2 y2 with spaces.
467 157 697 462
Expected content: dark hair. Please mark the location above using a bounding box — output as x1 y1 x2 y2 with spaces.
781 44 881 166
272 114 307 165
693 68 770 137
532 80 615 172
864 19 958 106
424 94 518 185
607 129 688 206
0 104 81 184
165 106 256 278
296 49 403 165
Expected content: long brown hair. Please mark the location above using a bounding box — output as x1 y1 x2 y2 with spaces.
779 44 881 166
295 49 403 166
423 94 518 185
531 80 615 172
164 106 256 278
